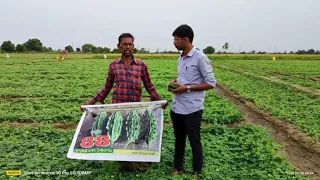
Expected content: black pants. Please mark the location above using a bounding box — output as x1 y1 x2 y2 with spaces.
170 109 203 173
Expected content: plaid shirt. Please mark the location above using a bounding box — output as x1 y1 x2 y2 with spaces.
94 56 161 103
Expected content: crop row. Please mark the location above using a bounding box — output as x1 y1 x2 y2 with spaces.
0 91 242 125
0 59 176 98
214 60 320 89
0 58 243 124
0 124 307 179
215 68 320 140
0 57 314 179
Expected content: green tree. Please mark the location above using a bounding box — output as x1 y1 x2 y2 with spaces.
222 42 229 52
96 47 103 53
91 46 98 53
23 38 43 52
133 48 138 54
1 41 15 53
16 44 26 52
203 46 215 54
76 47 81 52
65 45 74 52
82 44 96 53
96 47 111 53
307 49 315 54
103 47 110 53
42 46 53 52
111 48 121 53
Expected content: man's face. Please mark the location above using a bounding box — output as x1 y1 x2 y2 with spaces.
173 36 186 51
117 37 134 57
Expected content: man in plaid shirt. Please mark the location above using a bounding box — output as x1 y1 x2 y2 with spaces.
82 33 168 172
93 48 162 104
83 33 168 106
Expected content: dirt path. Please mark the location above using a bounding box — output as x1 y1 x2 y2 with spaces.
215 65 320 98
216 84 320 179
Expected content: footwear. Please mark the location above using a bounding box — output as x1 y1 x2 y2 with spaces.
193 172 202 180
170 168 184 175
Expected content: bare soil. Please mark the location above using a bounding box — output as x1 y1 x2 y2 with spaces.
311 77 320 82
216 84 320 179
275 72 320 82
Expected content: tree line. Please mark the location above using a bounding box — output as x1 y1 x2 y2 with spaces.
1 39 319 55
202 43 320 54
0 39 180 54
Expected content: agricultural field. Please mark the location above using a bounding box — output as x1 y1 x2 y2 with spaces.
214 60 320 140
0 53 319 179
214 60 320 89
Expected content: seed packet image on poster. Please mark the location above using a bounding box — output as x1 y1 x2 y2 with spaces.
74 107 160 151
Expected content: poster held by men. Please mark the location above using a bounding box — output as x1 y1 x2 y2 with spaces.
67 100 167 162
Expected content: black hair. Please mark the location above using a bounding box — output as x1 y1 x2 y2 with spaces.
118 33 134 44
172 24 194 43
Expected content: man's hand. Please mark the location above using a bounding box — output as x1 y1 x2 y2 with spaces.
80 99 96 111
161 102 168 109
168 79 177 85
150 97 168 110
171 83 188 94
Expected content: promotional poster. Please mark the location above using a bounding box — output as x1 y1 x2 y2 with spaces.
67 100 167 162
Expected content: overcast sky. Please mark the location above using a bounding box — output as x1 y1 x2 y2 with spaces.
0 0 319 52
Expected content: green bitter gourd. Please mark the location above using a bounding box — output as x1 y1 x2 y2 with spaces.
126 109 141 146
91 111 107 138
146 108 157 148
168 83 179 91
107 111 123 144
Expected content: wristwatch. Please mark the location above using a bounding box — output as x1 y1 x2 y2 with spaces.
187 86 191 93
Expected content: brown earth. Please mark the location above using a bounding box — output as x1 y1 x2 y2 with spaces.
275 72 320 82
311 77 320 82
216 84 320 179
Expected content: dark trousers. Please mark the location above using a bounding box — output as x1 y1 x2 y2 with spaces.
170 109 203 173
